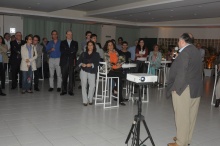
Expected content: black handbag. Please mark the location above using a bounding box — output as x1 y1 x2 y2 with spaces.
75 53 85 72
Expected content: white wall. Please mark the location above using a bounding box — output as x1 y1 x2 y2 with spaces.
158 27 220 39
140 28 158 38
0 15 23 36
3 15 23 35
100 25 116 47
0 15 3 36
140 27 220 39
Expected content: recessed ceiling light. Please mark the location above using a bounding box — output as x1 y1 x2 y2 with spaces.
152 18 154 19
170 10 174 11
37 2 40 5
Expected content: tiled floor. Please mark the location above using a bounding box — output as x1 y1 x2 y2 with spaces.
0 77 219 146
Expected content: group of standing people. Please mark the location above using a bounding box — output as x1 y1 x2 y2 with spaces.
0 32 43 95
0 30 78 96
0 29 213 146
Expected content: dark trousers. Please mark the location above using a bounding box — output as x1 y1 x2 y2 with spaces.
61 63 74 93
11 62 22 88
108 70 124 102
136 60 148 73
33 68 41 89
43 61 49 78
0 63 6 88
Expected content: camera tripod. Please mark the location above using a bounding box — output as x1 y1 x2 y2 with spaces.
125 84 155 146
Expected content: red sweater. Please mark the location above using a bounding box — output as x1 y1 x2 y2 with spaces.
135 47 148 60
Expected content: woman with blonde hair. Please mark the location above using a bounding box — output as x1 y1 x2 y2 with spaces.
148 44 162 75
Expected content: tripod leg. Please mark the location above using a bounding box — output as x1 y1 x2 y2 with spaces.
125 122 135 144
142 119 155 146
136 120 140 146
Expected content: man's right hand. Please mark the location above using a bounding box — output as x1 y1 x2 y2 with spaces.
50 48 55 52
116 64 122 68
81 64 87 67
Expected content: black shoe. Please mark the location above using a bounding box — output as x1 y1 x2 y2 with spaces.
83 103 88 106
78 85 81 89
123 98 129 102
215 99 220 107
120 102 126 106
68 92 74 96
0 92 6 96
48 88 53 92
60 92 67 96
89 102 93 105
34 88 40 91
57 88 61 92
11 87 16 89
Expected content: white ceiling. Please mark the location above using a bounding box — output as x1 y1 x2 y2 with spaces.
0 0 220 25
0 0 94 12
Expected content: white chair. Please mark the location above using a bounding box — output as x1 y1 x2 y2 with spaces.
39 53 44 81
145 61 151 74
94 62 119 109
5 63 10 83
211 65 218 105
156 62 167 88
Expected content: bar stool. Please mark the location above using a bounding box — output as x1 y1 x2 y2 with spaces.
211 65 218 105
94 62 119 108
39 53 44 81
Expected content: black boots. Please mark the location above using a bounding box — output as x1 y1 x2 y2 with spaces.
215 99 220 108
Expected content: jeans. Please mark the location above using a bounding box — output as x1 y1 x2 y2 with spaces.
22 67 33 91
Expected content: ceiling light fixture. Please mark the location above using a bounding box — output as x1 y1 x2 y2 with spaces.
170 10 174 11
37 3 40 5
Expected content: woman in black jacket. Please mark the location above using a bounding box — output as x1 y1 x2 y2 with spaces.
77 41 100 106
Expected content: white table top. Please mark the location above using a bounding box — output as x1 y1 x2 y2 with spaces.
136 57 147 61
161 60 172 64
145 60 172 64
122 63 137 68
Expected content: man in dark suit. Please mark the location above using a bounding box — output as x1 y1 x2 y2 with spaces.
60 30 78 96
10 32 25 89
167 33 203 146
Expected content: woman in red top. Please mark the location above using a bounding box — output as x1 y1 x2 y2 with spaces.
103 40 126 106
135 39 148 73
